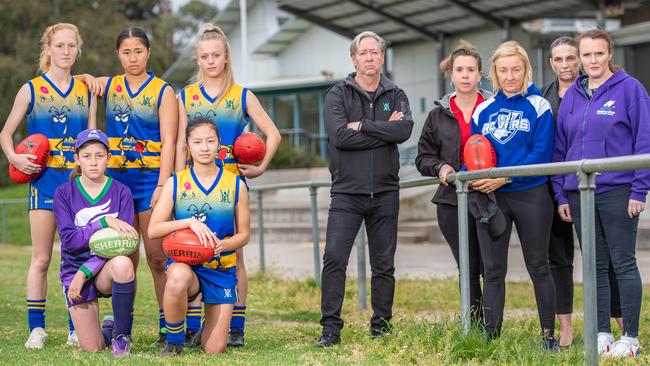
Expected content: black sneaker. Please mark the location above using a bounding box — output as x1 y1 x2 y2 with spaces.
151 331 166 348
227 330 245 347
159 343 183 357
541 336 560 353
370 326 391 339
185 328 203 348
315 333 340 347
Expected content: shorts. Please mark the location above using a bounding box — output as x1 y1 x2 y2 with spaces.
133 195 152 213
29 184 54 211
166 259 238 305
62 279 111 308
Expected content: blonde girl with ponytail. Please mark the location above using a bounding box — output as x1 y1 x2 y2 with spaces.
174 23 281 348
0 23 96 349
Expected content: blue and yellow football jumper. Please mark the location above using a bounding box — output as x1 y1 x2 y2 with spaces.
171 166 241 303
180 83 250 175
105 71 171 205
26 74 89 210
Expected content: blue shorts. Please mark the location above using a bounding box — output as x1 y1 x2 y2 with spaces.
133 196 152 213
29 184 54 211
166 259 238 305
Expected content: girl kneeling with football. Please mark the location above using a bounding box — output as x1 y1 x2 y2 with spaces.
149 118 250 356
53 129 138 356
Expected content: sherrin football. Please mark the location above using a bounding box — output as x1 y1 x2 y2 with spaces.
8 134 50 184
464 134 497 171
232 132 266 165
89 227 140 258
163 228 215 265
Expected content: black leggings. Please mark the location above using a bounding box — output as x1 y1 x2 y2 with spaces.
477 184 556 338
437 204 483 325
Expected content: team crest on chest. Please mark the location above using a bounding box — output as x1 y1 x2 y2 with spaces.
187 203 212 222
482 108 530 144
141 95 153 108
225 99 235 109
219 188 233 204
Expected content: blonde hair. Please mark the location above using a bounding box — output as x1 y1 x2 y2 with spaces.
194 23 234 104
489 40 533 95
39 23 83 73
439 40 482 78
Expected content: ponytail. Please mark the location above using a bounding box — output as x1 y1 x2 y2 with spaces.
194 23 235 104
69 164 82 180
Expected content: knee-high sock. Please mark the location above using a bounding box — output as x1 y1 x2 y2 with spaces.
112 280 136 337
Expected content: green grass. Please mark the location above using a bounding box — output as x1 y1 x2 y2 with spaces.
0 185 30 246
0 243 648 365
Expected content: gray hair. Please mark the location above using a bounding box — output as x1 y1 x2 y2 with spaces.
350 31 386 55
550 36 578 52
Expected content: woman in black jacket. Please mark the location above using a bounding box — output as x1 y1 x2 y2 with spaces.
416 41 490 325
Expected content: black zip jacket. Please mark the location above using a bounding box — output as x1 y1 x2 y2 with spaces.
415 90 493 206
324 72 414 195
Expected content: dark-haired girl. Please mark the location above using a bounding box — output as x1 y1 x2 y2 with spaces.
79 27 178 342
149 119 249 356
416 40 489 326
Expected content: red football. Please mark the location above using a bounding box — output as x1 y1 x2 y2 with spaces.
464 134 497 171
8 134 50 184
232 132 266 165
162 228 215 265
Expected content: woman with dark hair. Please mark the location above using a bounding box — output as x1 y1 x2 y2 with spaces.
553 29 650 357
416 40 490 325
78 27 178 344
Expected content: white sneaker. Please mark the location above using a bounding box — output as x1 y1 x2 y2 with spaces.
66 331 79 347
610 336 641 357
25 327 47 349
597 332 615 355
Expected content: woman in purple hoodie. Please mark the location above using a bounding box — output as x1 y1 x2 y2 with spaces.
552 29 650 358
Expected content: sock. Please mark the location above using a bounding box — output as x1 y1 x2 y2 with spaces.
186 306 202 333
112 280 136 337
159 308 165 333
165 320 185 345
101 317 114 347
67 311 75 335
26 299 46 331
230 305 246 334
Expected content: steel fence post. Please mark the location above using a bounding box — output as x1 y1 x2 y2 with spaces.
456 178 471 334
309 186 322 285
578 169 598 366
256 190 266 274
356 225 367 311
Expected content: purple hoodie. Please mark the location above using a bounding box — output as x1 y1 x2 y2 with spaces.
552 71 650 204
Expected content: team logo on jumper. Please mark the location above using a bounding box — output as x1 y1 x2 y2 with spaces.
383 102 390 111
76 95 85 107
187 203 211 222
53 136 77 168
597 100 616 116
113 105 132 135
180 190 197 200
49 106 71 134
219 189 233 204
225 99 235 109
141 95 153 108
191 110 216 120
482 108 530 144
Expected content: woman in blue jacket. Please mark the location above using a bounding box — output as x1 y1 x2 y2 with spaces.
552 29 650 358
471 41 557 351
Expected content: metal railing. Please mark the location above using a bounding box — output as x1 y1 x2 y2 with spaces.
250 153 650 366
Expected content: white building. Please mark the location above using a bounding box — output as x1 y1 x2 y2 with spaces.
166 0 650 162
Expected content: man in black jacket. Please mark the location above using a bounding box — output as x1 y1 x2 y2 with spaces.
316 31 414 347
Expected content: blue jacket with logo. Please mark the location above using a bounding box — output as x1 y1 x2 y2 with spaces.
471 83 554 192
551 71 650 204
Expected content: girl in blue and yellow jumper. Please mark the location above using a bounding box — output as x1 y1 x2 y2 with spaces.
149 118 250 356
0 23 96 349
174 23 281 347
80 27 178 343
